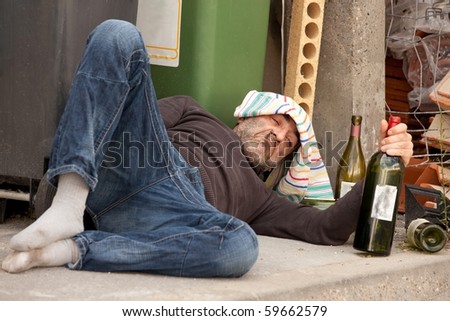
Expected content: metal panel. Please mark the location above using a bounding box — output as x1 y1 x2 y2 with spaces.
0 0 138 180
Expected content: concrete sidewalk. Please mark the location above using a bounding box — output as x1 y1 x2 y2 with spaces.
0 214 449 301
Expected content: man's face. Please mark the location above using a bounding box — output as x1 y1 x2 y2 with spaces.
233 114 299 172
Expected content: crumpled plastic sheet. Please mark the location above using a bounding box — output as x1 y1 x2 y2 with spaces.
386 0 450 110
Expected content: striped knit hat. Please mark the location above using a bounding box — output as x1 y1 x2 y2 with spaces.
234 90 334 202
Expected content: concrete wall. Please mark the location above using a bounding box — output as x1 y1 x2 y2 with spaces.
314 0 385 188
263 0 385 190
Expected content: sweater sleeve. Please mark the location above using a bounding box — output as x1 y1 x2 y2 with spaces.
249 181 364 245
158 95 204 129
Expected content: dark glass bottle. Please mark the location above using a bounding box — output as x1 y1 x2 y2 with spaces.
353 116 405 256
407 218 448 253
335 115 366 199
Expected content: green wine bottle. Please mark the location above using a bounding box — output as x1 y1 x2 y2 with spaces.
353 116 405 256
335 115 366 199
406 218 448 253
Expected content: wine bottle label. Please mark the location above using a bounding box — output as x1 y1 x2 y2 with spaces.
339 181 356 197
369 185 398 221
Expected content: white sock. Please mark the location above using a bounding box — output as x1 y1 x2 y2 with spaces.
2 239 79 273
9 172 89 251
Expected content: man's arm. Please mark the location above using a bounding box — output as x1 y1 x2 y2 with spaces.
248 120 413 245
249 182 364 246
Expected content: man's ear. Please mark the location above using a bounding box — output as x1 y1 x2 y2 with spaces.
236 117 245 124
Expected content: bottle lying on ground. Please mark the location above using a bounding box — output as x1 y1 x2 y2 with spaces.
407 218 448 253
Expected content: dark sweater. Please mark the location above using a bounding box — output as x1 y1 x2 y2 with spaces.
158 96 363 245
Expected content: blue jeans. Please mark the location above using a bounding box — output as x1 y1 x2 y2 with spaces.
47 20 258 277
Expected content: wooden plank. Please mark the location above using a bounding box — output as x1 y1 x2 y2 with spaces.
385 98 411 112
386 87 409 102
419 138 450 153
386 77 413 92
386 57 406 79
386 56 404 68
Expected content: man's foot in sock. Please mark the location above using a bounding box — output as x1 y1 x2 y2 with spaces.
2 239 80 273
9 173 89 251
9 205 84 251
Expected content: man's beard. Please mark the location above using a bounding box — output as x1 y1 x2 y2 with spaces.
233 119 279 173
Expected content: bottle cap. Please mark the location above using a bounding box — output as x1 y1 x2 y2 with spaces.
387 115 401 129
351 115 362 126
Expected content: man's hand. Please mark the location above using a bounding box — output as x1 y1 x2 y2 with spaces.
379 119 414 165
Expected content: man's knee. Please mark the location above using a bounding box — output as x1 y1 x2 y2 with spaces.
92 19 138 37
215 224 259 277
88 19 143 52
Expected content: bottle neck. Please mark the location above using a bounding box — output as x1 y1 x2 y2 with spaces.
350 124 361 138
387 116 401 134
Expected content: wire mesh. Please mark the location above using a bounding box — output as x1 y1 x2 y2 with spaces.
386 0 450 167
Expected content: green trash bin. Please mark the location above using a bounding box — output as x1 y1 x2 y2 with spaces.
151 0 270 127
